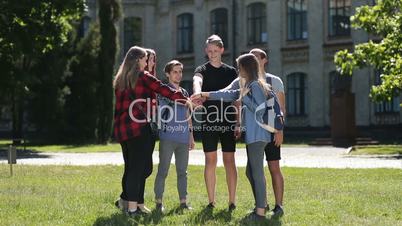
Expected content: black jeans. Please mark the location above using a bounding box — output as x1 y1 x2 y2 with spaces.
120 125 155 202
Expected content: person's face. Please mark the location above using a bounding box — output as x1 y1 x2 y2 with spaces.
167 65 183 84
147 54 155 71
205 44 224 63
138 55 147 71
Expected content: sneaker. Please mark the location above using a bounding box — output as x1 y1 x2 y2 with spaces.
206 202 215 209
245 212 266 221
179 203 193 210
114 199 125 211
155 203 165 212
271 205 284 218
126 209 143 217
138 205 151 214
228 203 236 211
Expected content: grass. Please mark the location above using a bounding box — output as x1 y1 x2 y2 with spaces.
0 165 401 225
350 145 402 155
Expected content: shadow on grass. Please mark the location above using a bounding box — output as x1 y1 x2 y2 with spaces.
238 214 282 226
0 149 50 160
93 211 165 226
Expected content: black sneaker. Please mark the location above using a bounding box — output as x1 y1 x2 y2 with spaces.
114 199 125 211
155 203 165 212
127 209 143 217
206 202 215 209
228 203 236 211
179 203 193 210
271 205 284 218
245 212 266 221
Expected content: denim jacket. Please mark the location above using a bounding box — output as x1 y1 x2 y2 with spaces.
209 80 271 144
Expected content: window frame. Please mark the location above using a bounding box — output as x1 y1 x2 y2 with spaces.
286 72 307 116
177 13 194 54
123 17 142 55
247 2 267 45
210 8 229 48
287 0 308 41
328 0 351 37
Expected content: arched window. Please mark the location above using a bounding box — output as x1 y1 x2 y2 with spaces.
287 73 307 116
177 13 193 54
210 8 228 47
247 2 267 45
287 0 308 40
124 17 142 54
328 0 351 36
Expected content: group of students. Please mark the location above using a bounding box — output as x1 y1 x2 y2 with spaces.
112 35 285 221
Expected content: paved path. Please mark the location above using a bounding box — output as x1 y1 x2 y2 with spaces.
1 147 401 169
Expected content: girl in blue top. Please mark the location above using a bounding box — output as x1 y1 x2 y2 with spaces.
192 53 279 220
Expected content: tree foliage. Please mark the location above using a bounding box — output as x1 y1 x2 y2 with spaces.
97 0 121 143
64 23 101 143
334 0 402 102
0 0 85 139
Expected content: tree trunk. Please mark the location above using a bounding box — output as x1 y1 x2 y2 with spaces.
97 0 121 143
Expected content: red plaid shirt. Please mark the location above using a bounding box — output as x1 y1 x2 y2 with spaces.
113 71 188 142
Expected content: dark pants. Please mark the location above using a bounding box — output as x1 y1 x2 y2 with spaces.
120 125 155 202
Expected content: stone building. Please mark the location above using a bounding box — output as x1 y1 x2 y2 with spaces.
86 0 401 129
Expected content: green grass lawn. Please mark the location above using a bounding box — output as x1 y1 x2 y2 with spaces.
350 145 402 155
0 165 400 225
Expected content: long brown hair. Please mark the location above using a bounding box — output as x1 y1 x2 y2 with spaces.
236 53 270 98
113 46 147 91
145 48 156 76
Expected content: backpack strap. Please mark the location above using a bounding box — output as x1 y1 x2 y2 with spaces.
266 75 272 86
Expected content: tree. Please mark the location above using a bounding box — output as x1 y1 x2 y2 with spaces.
0 1 85 141
64 23 101 143
97 0 121 143
334 0 402 102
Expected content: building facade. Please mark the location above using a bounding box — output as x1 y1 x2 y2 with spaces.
87 0 401 128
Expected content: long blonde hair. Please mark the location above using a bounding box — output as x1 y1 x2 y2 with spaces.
236 53 271 98
113 46 147 91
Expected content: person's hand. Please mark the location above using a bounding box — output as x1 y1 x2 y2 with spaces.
234 124 241 140
274 130 283 147
185 98 194 111
189 134 195 150
190 93 206 108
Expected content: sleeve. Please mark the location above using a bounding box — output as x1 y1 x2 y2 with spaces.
209 89 240 102
242 82 266 116
272 76 285 94
194 65 204 77
221 78 240 91
143 72 187 103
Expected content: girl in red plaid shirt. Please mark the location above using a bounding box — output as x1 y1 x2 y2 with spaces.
113 46 189 216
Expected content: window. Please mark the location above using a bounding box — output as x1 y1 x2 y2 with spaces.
210 8 228 47
328 0 351 36
374 71 400 113
287 73 307 116
287 0 308 40
124 17 142 55
78 16 91 38
247 2 267 45
177 13 193 54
